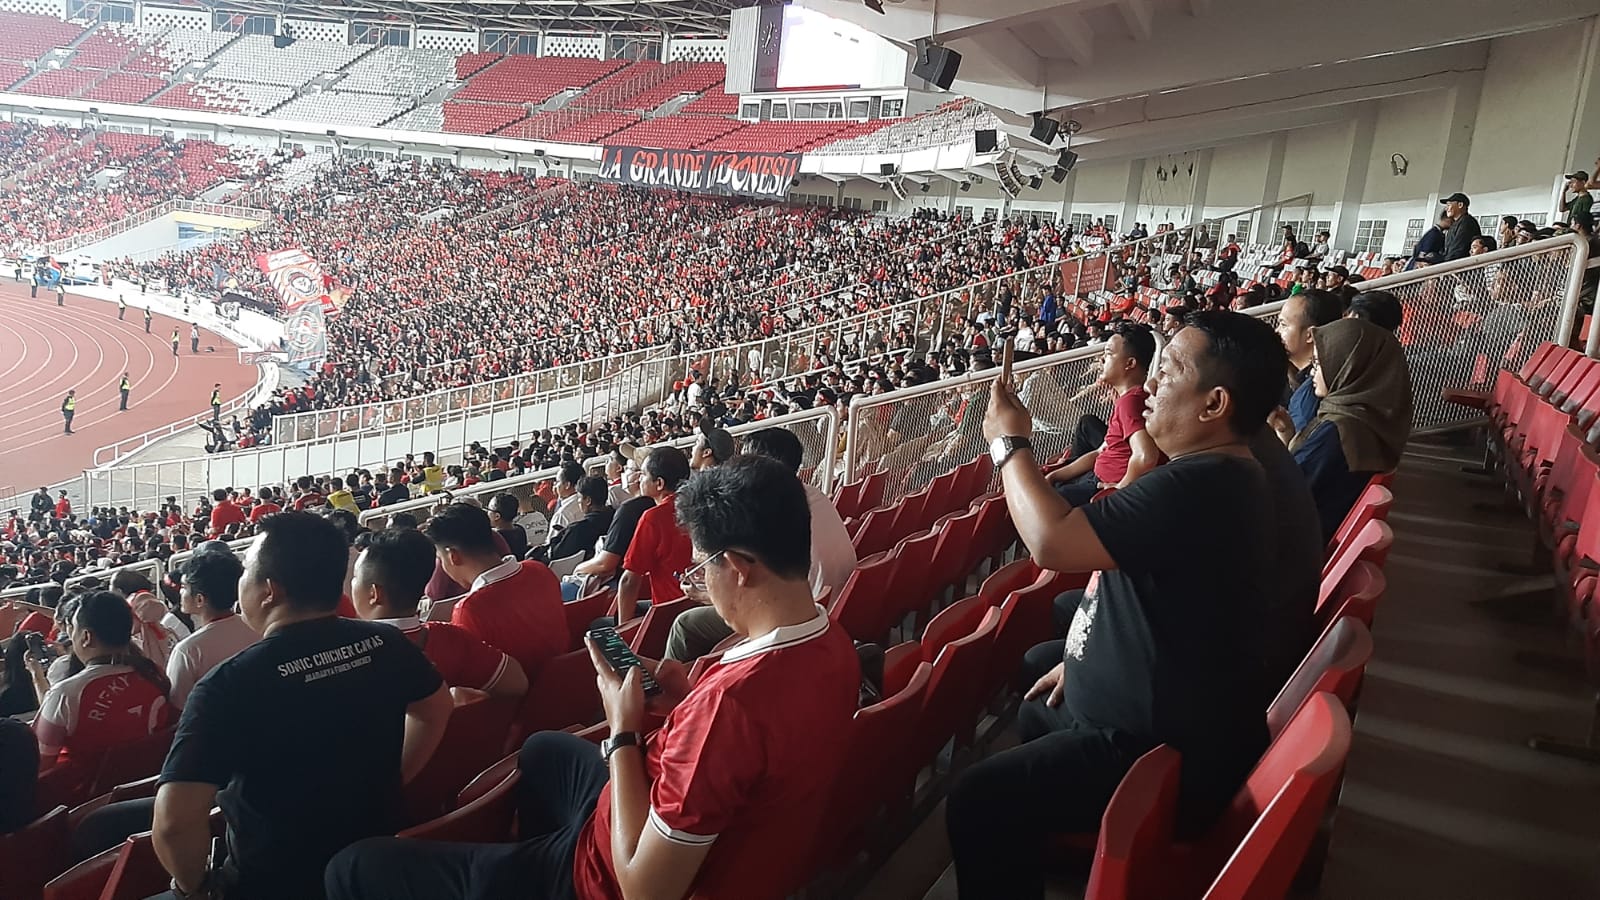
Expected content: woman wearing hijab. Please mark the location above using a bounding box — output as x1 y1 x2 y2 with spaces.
1290 318 1414 541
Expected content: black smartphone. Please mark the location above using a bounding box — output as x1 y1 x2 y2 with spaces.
587 626 662 697
23 631 47 660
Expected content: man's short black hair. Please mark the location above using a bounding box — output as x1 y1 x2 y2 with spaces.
1347 291 1403 333
110 569 155 597
421 503 499 556
488 492 519 521
1182 310 1288 437
676 455 811 581
1111 321 1157 372
212 488 229 502
577 475 609 507
742 427 805 473
252 511 350 611
1299 288 1345 327
642 445 692 492
389 511 419 529
359 528 436 615
184 550 242 614
558 462 584 487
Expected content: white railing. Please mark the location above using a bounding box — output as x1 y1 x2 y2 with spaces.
39 199 272 256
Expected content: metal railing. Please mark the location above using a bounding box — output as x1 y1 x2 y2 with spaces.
842 232 1592 507
39 199 272 256
580 405 843 494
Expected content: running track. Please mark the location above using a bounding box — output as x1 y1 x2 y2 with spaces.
0 280 259 492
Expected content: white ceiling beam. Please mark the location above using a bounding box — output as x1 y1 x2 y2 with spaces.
1039 11 1094 67
1117 0 1152 41
963 31 1044 92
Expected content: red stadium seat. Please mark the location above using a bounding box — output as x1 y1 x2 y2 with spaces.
515 648 602 736
627 595 698 659
829 549 901 643
1267 617 1374 738
564 586 615 650
42 845 119 900
1313 561 1386 646
0 805 69 900
981 569 1089 709
99 832 169 900
404 695 518 826
399 769 520 843
1318 520 1392 619
1324 482 1393 575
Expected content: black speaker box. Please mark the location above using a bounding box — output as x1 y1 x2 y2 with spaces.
912 42 961 90
1030 113 1059 144
273 34 295 49
974 129 997 153
879 163 896 177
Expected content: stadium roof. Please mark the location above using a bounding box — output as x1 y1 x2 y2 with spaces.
200 0 759 35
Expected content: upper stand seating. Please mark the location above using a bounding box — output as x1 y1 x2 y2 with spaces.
441 101 527 135
680 84 739 115
151 80 295 116
602 114 744 149
0 12 84 62
702 120 864 153
270 90 412 128
337 46 459 97
452 55 623 105
121 26 233 76
203 35 367 87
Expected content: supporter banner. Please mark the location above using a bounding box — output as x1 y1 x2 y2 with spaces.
254 247 349 318
596 146 801 200
281 300 328 368
1059 254 1111 296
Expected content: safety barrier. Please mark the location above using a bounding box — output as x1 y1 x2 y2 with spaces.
38 199 272 256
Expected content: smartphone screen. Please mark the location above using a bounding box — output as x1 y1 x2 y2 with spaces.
587 626 662 697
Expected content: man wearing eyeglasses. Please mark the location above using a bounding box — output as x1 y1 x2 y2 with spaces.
327 455 861 900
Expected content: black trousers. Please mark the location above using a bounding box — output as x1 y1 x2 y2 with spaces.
192 338 199 353
62 412 73 434
1072 415 1109 460
120 389 129 411
325 731 609 900
1054 472 1101 507
145 319 151 333
1052 589 1085 639
945 640 1153 900
75 797 155 862
119 306 126 320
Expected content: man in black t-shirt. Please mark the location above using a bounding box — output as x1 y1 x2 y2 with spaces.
152 511 453 900
948 311 1290 899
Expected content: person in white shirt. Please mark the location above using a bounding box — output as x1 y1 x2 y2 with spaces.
605 451 632 509
166 550 258 709
547 462 586 534
664 428 857 662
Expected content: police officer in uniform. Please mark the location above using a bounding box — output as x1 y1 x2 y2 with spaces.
61 390 76 435
119 373 131 411
55 283 64 306
144 305 153 334
191 323 201 354
171 328 180 358
211 384 223 422
118 295 127 320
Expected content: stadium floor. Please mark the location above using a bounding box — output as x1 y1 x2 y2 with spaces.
0 280 258 495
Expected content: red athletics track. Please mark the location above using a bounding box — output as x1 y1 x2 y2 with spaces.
0 280 259 491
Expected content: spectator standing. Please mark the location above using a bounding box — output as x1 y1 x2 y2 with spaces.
170 328 179 357
1561 170 1593 223
948 312 1286 898
190 323 200 354
208 488 246 537
326 456 860 900
151 511 452 900
1409 212 1452 268
210 383 222 423
144 305 152 334
1441 193 1481 262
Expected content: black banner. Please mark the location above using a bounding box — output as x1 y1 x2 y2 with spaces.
596 146 802 200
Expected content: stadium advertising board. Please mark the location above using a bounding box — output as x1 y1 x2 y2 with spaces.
1059 254 1112 295
596 146 801 200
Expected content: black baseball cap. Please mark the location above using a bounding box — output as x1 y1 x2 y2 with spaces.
1441 192 1471 205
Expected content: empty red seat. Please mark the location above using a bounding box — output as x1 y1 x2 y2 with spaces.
1317 520 1391 618
515 648 602 736
1267 617 1373 738
403 696 518 826
0 805 69 900
399 768 520 843
1324 481 1392 576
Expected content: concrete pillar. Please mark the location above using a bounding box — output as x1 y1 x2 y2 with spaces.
1058 165 1076 223
1253 133 1287 243
1563 17 1600 189
1432 70 1483 208
1331 102 1378 251
1186 148 1214 227
1120 158 1144 234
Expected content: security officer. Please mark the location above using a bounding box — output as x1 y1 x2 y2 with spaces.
119 373 131 411
171 327 180 358
118 295 127 320
61 390 76 435
191 323 201 354
144 305 153 334
210 383 222 422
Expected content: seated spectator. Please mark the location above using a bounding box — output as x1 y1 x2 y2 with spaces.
948 311 1287 898
326 477 361 515
422 521 512 610
326 455 860 900
249 486 281 523
1045 322 1160 505
1271 289 1346 441
615 446 695 620
31 591 175 774
0 716 36 833
487 493 529 561
1347 290 1403 333
351 528 527 700
151 511 452 899
666 427 857 662
420 452 446 495
542 477 615 597
570 466 656 594
292 475 325 511
209 488 246 536
548 462 587 533
166 549 256 710
0 633 39 716
376 470 411 506
690 423 737 472
1289 319 1413 541
422 503 565 676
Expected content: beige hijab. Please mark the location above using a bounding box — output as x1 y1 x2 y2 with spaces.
1290 318 1412 472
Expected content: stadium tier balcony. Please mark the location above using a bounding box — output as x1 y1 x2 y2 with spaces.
270 90 412 128
82 72 166 104
69 26 141 69
337 46 459 97
702 120 862 153
602 115 744 149
816 100 998 155
453 55 624 105
441 100 527 135
122 26 233 76
204 35 367 88
14 68 96 98
96 131 164 159
625 62 726 110
385 102 445 132
679 86 739 115
152 80 295 116
546 111 641 144
0 12 84 62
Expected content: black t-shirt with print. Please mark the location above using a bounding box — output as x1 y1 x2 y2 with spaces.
1064 452 1274 750
602 495 656 558
160 616 442 900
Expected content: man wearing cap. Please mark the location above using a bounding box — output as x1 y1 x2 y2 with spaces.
690 422 736 471
1441 192 1481 262
1561 171 1594 223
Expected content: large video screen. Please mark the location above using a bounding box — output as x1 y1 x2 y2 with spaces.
775 7 905 90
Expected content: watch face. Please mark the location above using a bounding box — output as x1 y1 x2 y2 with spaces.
990 437 1009 465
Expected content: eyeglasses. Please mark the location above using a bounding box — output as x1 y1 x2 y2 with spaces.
677 549 726 596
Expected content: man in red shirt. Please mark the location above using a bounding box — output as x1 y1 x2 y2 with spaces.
208 488 246 536
351 528 527 700
53 491 71 520
422 503 565 678
248 486 281 523
1047 322 1161 506
615 445 694 622
327 455 861 900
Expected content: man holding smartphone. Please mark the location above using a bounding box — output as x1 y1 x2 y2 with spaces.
328 456 861 900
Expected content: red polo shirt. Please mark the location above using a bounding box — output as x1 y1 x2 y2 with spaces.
248 501 281 523
210 500 246 535
573 610 859 899
450 559 565 677
621 494 693 606
384 617 512 692
1094 387 1154 485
